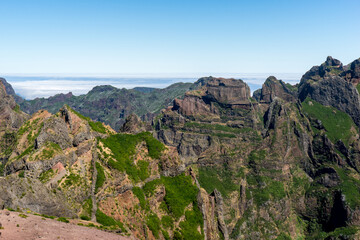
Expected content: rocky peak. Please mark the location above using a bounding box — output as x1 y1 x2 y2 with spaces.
298 57 360 127
0 78 24 103
299 57 344 86
173 77 252 118
325 56 343 68
205 77 251 104
0 81 28 131
120 113 152 134
257 76 297 103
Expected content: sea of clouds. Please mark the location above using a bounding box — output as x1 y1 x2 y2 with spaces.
4 73 301 100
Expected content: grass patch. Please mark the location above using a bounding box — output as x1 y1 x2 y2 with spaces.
132 187 149 211
141 174 199 219
335 167 360 209
57 217 69 223
69 107 108 134
100 132 164 182
247 175 286 206
198 166 238 198
80 198 92 220
146 213 161 238
39 169 55 183
96 209 125 232
162 174 199 219
177 204 204 240
95 162 105 192
18 170 25 178
19 213 28 218
302 97 357 146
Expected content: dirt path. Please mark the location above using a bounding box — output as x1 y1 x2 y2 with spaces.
0 210 131 240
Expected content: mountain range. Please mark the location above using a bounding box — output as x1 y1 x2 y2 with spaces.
1 56 360 239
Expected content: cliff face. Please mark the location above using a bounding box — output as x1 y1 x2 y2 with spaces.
0 81 28 172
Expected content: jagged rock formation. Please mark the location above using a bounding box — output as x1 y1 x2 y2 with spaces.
298 56 360 127
255 76 297 103
119 113 152 134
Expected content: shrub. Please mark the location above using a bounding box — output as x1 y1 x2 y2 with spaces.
132 187 149 211
146 214 161 238
95 162 105 192
57 217 69 223
96 209 125 232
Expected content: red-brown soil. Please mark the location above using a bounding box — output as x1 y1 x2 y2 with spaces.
0 210 132 240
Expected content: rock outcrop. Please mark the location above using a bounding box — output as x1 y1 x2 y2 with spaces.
119 113 152 133
257 76 297 103
298 56 360 127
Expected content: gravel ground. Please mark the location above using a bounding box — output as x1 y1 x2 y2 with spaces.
0 210 132 240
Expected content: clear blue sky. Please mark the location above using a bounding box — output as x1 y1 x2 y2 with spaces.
0 0 359 76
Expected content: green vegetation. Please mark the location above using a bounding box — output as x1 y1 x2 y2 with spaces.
275 233 292 240
184 122 257 138
177 205 204 240
41 214 56 219
18 170 25 178
89 121 108 134
143 178 162 197
142 174 199 219
248 150 266 170
13 104 21 113
161 215 174 229
57 217 69 223
69 107 108 134
17 145 34 160
95 162 105 193
198 166 238 198
357 83 360 94
335 167 360 209
37 142 62 161
39 169 55 183
132 187 149 211
64 173 82 187
96 209 125 232
302 98 357 146
247 175 286 206
147 213 161 238
162 174 199 219
19 213 28 218
100 132 164 182
80 198 92 220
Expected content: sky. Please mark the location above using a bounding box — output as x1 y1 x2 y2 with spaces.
0 0 359 76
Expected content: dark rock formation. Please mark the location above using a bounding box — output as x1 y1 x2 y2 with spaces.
258 76 297 103
120 113 152 133
298 57 360 127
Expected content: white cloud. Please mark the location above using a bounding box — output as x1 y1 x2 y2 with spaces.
7 73 302 100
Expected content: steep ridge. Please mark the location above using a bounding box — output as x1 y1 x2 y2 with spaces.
0 80 28 174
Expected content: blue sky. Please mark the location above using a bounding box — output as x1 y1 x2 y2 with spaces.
0 0 359 76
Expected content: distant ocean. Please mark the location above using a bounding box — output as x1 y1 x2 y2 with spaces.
4 74 302 100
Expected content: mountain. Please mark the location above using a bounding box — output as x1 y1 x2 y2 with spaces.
16 82 197 131
1 56 360 239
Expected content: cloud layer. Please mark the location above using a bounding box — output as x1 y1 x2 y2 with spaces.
5 74 301 100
